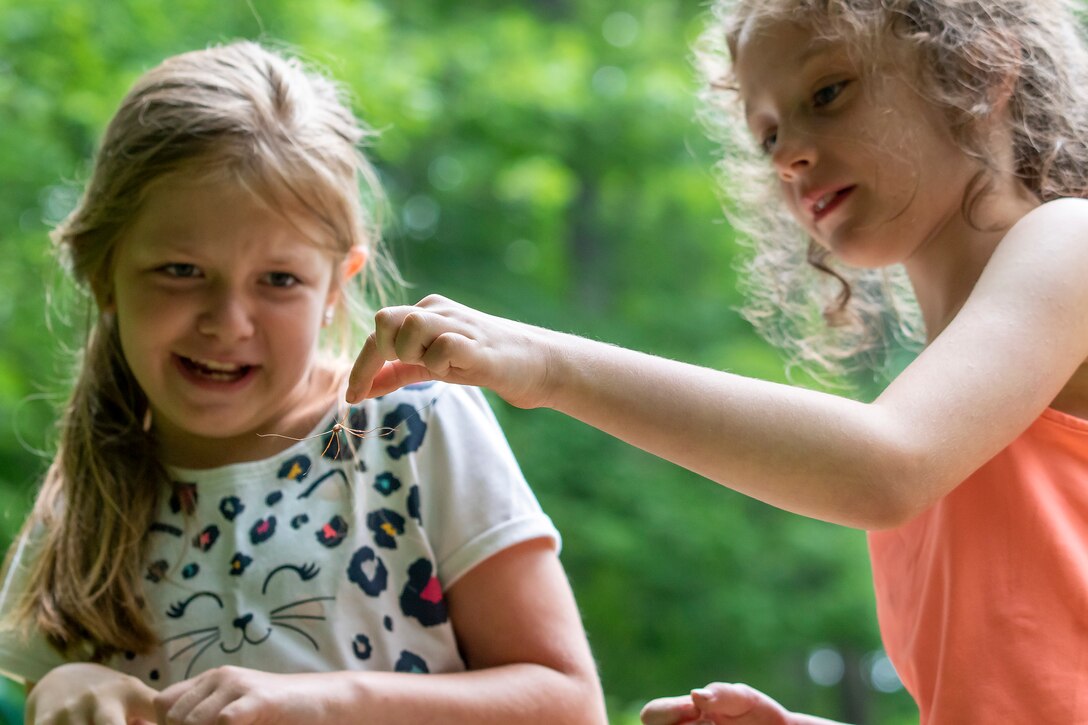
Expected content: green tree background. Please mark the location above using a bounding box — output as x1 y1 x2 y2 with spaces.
0 1 917 722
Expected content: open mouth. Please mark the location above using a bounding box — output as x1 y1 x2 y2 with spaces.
179 356 253 383
812 187 854 221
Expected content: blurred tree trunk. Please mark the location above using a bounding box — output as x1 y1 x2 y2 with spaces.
840 646 870 724
569 177 610 312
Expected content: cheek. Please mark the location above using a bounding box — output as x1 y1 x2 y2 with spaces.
265 306 326 361
864 142 923 216
777 181 817 235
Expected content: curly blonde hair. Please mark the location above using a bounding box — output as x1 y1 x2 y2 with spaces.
4 41 398 661
696 0 1088 384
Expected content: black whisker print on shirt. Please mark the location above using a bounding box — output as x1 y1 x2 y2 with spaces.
267 595 335 650
162 626 218 651
162 627 221 678
270 621 320 650
269 595 336 616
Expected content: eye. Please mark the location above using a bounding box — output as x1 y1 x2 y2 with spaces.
166 591 224 619
262 563 321 594
759 131 778 155
813 80 848 108
263 271 301 288
159 263 201 278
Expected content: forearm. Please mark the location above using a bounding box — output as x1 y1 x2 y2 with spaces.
541 330 922 528
290 663 604 724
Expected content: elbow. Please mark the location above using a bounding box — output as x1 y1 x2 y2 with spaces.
847 446 943 531
562 667 608 725
858 489 926 531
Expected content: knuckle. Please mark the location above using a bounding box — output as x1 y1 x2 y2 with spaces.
374 307 398 327
418 293 446 307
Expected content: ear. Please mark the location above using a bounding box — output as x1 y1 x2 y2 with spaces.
340 245 368 281
324 246 368 317
91 279 116 315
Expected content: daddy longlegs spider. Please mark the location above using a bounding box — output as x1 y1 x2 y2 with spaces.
257 395 441 460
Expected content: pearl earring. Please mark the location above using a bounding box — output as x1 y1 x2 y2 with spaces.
323 307 335 326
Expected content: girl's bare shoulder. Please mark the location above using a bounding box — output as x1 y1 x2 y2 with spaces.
1012 196 1088 234
992 197 1088 280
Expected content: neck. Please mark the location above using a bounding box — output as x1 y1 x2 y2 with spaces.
904 177 1039 341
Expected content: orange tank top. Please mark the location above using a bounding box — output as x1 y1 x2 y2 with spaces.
869 408 1088 724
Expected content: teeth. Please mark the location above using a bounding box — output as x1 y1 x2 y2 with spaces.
813 192 835 213
193 358 243 372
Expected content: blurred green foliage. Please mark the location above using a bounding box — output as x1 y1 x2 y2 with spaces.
0 0 916 722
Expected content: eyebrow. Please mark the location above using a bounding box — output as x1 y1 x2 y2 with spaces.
741 38 839 125
798 38 835 64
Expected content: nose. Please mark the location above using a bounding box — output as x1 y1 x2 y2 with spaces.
771 128 817 182
197 285 255 341
233 613 253 631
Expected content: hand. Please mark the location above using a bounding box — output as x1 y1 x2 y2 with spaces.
153 667 334 725
346 294 556 408
26 662 158 724
641 683 795 725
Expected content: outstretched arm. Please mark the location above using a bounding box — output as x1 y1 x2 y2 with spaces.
152 538 607 725
348 201 1088 529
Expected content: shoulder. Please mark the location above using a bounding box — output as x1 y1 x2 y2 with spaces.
1022 196 1088 221
1004 197 1088 245
969 198 1088 370
360 383 511 461
987 198 1088 291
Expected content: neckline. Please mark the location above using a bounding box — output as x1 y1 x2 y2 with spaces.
165 399 343 479
1040 406 1088 432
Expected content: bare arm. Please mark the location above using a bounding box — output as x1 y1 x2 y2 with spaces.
153 538 607 724
348 200 1088 529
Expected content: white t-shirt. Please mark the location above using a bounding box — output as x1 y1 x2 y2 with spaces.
0 383 559 686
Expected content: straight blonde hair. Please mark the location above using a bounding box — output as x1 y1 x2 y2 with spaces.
4 41 396 660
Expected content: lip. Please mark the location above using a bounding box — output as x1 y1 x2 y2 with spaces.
173 354 259 390
803 185 856 223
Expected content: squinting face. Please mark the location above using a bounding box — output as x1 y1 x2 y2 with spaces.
734 20 979 268
109 175 342 467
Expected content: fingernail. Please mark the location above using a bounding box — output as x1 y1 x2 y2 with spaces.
692 688 713 698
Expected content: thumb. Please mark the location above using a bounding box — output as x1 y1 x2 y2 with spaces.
123 681 160 724
366 360 442 398
346 334 384 402
692 683 788 724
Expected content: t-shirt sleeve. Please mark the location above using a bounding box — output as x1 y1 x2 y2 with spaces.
416 385 560 587
0 529 71 684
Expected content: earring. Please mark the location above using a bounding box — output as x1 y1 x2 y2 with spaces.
142 406 153 433
323 307 335 326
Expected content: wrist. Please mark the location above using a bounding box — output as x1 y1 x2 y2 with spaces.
534 327 579 411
